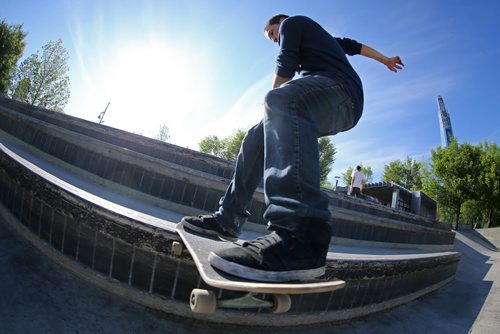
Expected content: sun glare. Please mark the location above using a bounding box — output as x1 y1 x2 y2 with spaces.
100 41 213 140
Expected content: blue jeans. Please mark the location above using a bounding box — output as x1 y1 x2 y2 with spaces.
215 75 362 238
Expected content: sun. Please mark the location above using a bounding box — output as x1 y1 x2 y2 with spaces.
100 40 214 140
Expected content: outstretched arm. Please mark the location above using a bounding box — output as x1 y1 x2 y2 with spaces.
360 45 404 72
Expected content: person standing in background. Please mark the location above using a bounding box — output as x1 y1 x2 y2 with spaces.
351 165 365 197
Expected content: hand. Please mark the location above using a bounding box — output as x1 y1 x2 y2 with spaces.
384 56 404 72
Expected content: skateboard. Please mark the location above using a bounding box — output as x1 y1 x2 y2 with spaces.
174 222 346 314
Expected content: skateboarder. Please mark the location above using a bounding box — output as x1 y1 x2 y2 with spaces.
182 14 404 282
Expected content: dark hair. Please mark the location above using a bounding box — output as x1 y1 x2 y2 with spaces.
265 14 289 27
356 165 362 171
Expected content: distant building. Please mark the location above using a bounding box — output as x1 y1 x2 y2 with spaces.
362 182 437 220
335 182 437 220
437 95 454 147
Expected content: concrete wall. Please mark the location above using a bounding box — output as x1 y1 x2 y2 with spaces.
476 227 500 249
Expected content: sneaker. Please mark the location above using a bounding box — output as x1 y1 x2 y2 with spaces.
181 215 239 242
209 229 329 282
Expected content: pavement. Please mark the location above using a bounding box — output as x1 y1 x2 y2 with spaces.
1 215 499 334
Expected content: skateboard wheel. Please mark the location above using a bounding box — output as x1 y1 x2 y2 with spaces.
270 294 291 313
171 241 182 257
190 289 217 313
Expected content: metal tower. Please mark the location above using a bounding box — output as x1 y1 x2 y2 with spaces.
437 95 454 147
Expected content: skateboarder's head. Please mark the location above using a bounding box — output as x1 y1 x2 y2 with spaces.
264 14 289 43
356 165 362 171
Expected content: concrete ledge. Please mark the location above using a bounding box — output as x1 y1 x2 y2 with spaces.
330 208 454 249
332 236 453 251
475 228 500 250
0 96 235 178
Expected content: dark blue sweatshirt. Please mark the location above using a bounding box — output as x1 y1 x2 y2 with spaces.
276 16 363 114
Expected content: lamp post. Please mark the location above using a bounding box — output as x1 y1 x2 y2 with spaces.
98 102 110 124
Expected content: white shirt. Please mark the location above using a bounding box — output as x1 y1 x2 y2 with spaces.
351 170 364 188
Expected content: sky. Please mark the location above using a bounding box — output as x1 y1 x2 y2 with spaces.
2 0 500 185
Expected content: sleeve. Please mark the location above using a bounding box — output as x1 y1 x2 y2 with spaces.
275 19 301 78
335 37 362 56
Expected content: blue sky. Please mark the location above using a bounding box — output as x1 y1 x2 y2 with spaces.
3 0 500 184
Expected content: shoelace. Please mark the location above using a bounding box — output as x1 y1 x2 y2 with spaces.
242 233 283 252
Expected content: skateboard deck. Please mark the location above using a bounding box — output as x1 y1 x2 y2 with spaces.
175 222 345 313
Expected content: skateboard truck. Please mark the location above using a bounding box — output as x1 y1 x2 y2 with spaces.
190 288 291 314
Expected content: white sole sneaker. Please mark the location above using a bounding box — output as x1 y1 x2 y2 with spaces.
209 252 325 282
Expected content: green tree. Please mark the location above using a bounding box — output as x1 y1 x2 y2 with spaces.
224 129 246 161
199 129 246 161
423 140 482 230
383 157 423 190
199 131 337 186
319 137 337 187
9 39 70 112
342 165 373 186
155 124 170 142
199 135 226 158
461 199 484 229
0 20 26 94
477 141 500 227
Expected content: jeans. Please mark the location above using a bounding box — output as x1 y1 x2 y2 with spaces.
215 75 362 238
351 187 362 197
